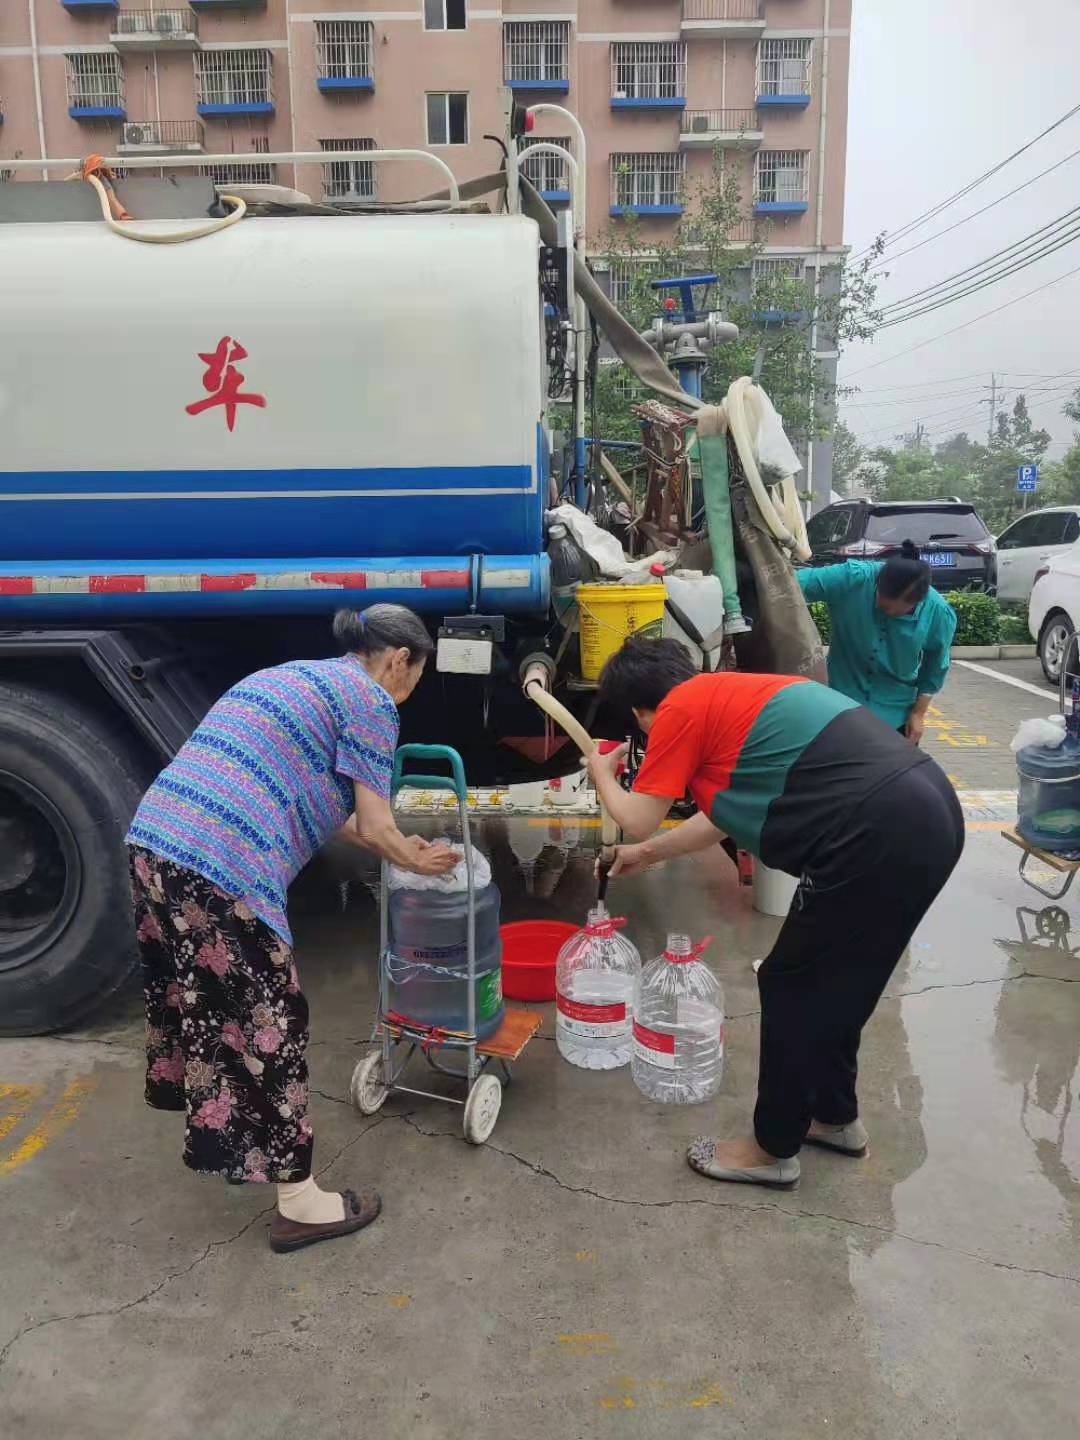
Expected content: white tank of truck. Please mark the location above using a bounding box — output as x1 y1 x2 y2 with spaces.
0 212 548 618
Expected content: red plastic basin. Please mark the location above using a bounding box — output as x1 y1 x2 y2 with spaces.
499 920 578 1002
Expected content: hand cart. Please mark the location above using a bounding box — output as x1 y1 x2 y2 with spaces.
349 744 542 1145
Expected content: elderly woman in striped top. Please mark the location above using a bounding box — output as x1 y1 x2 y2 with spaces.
127 605 456 1253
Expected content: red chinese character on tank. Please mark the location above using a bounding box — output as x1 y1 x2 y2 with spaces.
185 336 267 432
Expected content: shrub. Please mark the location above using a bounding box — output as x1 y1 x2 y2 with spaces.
943 591 1001 646
998 610 1032 645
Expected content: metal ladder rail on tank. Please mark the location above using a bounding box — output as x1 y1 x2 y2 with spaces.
349 744 540 1144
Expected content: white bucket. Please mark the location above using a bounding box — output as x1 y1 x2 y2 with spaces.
506 781 546 810
752 860 799 918
549 770 588 808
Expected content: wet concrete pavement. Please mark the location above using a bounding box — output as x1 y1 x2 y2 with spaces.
1 661 1078 1438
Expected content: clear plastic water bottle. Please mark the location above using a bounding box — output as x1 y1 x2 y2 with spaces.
555 904 641 1070
632 934 724 1104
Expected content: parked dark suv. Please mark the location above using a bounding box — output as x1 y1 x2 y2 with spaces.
805 499 996 591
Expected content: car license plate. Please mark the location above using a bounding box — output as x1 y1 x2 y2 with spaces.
921 551 955 567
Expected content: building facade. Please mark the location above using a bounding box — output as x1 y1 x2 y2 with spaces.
0 0 851 497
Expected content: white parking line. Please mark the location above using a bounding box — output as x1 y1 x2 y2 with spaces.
953 660 1053 701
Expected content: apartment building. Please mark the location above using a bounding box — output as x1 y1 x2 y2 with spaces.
0 0 851 493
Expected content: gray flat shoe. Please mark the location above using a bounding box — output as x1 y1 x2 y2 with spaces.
804 1119 868 1157
687 1137 800 1190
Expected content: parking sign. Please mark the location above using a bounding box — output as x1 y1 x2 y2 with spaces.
1017 464 1038 492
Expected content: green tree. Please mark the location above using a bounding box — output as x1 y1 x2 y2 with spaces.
830 420 865 497
590 151 883 457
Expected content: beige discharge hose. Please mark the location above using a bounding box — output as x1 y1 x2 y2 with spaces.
522 663 620 883
75 162 246 245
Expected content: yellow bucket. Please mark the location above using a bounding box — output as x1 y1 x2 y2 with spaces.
576 582 666 682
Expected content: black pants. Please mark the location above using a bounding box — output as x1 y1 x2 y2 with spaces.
753 760 964 1159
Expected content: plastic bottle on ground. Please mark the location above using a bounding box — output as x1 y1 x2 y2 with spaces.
631 934 724 1104
547 521 596 626
555 904 641 1070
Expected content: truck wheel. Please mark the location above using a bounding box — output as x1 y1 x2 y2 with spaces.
0 685 148 1035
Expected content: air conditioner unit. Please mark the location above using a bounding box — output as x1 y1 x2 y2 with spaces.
692 114 710 133
122 123 153 148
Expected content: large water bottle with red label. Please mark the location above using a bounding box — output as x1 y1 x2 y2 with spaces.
555 905 642 1070
631 934 724 1103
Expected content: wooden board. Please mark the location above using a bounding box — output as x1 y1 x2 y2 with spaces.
477 1007 544 1060
1002 828 1080 873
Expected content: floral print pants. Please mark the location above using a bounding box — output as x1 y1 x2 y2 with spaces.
130 846 314 1183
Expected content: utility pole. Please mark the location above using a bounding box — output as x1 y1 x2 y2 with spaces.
984 372 997 446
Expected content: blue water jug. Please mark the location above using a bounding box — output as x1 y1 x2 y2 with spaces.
1016 737 1080 852
388 882 504 1039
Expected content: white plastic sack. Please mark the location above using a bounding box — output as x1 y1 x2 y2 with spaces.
387 842 492 893
752 389 803 483
1010 715 1067 753
548 504 677 579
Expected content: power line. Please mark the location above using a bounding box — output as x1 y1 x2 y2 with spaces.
877 224 1080 332
845 260 1080 378
852 100 1080 260
869 146 1080 271
878 205 1080 314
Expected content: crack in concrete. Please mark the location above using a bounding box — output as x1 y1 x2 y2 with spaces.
387 1114 1080 1290
0 1114 388 1377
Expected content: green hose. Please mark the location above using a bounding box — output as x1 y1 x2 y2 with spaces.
695 408 747 634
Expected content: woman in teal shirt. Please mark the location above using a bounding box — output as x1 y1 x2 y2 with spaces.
797 541 957 743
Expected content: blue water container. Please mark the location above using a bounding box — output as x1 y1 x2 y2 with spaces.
388 882 504 1039
1016 737 1080 852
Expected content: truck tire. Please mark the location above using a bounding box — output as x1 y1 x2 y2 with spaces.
0 684 148 1035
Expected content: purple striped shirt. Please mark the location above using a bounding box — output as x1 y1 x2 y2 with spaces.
127 656 399 943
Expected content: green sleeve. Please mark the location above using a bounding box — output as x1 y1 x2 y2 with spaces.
796 562 862 604
916 601 958 694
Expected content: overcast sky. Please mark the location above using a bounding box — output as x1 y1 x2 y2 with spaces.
840 0 1080 463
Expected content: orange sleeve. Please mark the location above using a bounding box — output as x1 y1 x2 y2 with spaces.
633 699 702 800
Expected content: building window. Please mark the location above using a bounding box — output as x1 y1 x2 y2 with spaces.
608 259 658 309
754 150 809 205
519 135 570 194
315 21 373 81
321 138 376 201
752 257 806 283
66 52 125 111
424 0 466 31
610 153 684 210
610 42 686 101
196 49 273 109
426 92 468 145
757 38 812 96
612 368 641 401
504 22 570 85
204 160 276 186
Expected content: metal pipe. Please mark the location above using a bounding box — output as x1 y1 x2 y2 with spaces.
528 104 588 506
3 149 462 205
27 0 48 182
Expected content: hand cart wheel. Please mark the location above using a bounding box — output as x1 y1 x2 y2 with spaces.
463 1072 502 1144
350 1050 389 1115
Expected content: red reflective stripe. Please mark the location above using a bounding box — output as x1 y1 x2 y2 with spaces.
311 571 368 589
421 569 469 588
89 575 146 594
200 574 256 592
0 578 34 595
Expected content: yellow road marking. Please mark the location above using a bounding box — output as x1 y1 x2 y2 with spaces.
0 1083 43 1143
0 1074 99 1177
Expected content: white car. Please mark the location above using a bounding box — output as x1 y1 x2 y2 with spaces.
1029 541 1080 683
996 507 1080 603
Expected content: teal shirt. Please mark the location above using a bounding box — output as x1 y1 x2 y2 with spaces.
797 561 957 727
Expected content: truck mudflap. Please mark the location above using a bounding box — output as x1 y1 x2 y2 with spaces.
0 555 550 620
